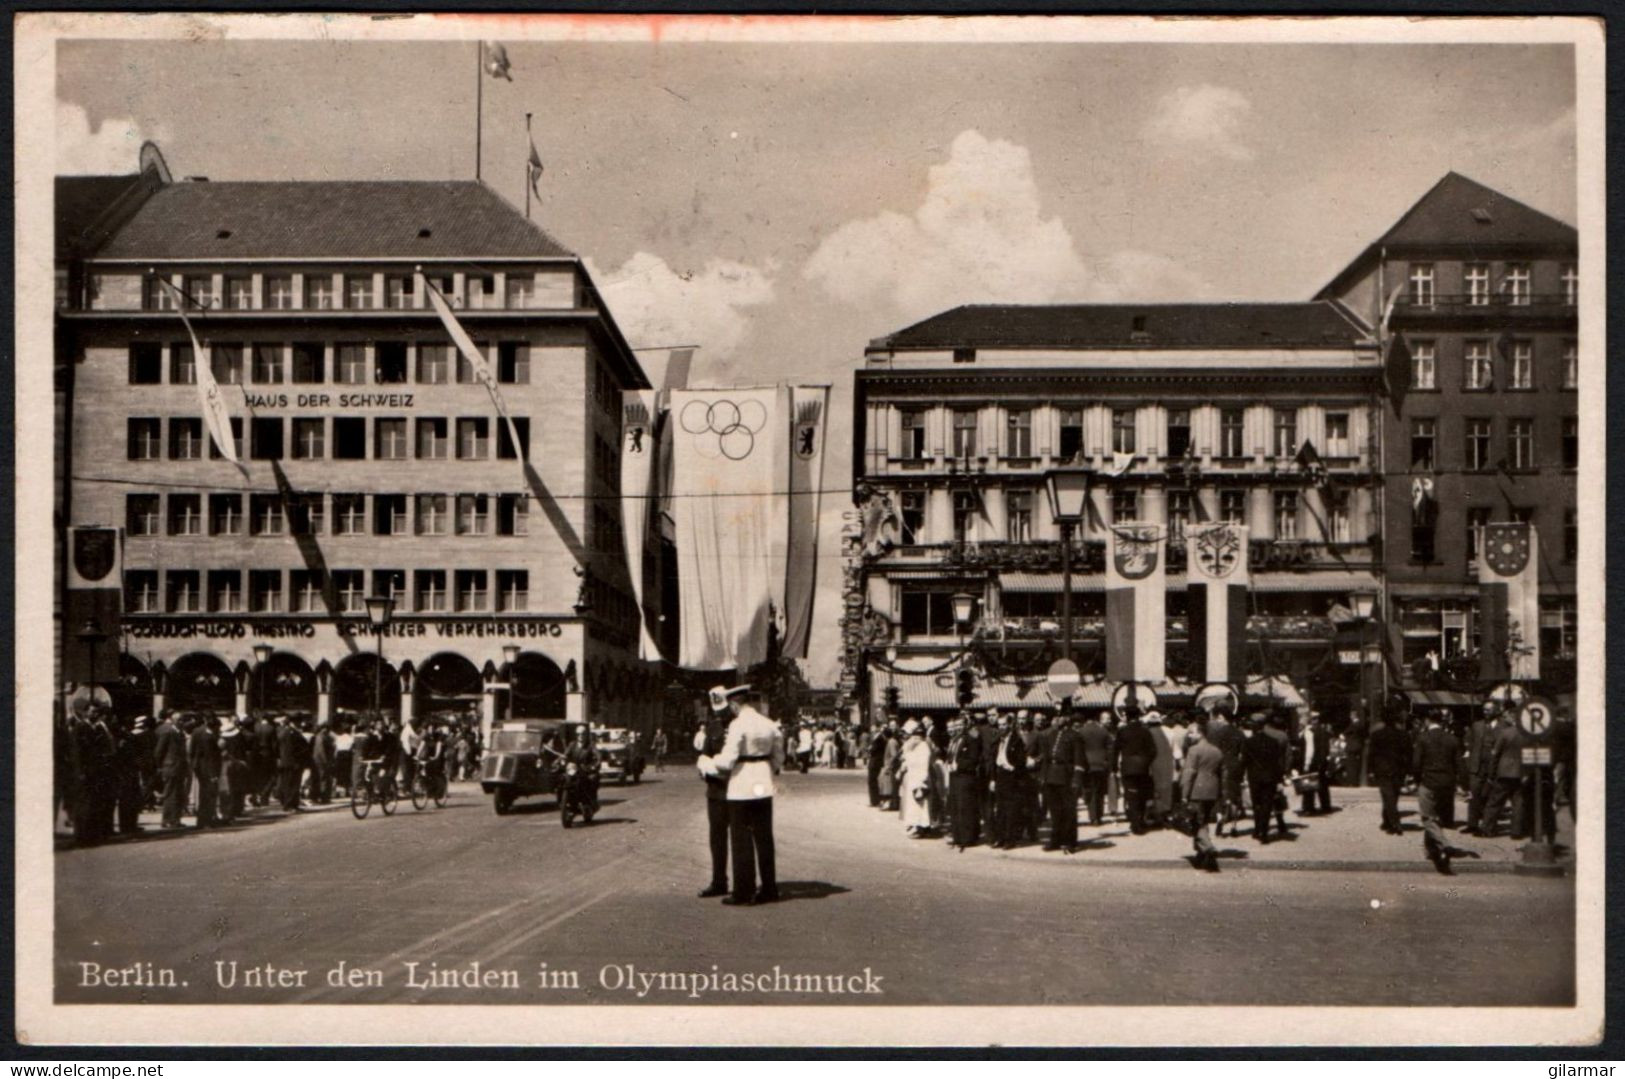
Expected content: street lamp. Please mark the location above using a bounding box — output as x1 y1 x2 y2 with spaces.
77 617 109 696
1045 466 1091 667
502 643 520 721
1348 590 1378 787
364 596 396 717
252 642 272 718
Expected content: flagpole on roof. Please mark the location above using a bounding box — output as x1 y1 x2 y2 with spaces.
525 113 532 219
475 43 483 181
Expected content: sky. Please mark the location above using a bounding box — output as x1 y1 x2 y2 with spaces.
57 30 1578 685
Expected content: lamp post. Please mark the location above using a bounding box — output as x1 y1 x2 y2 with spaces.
502 643 520 722
1045 466 1091 667
77 618 109 702
364 596 396 717
252 642 272 718
1350 590 1377 787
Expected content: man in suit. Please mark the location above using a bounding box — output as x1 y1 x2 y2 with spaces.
112 715 149 837
1180 719 1226 871
866 719 892 808
153 709 191 830
277 715 305 812
188 714 223 828
1413 710 1462 872
946 712 984 850
1077 711 1113 827
253 712 279 806
1034 709 1084 851
1367 713 1412 835
1297 711 1335 815
704 685 785 905
1114 709 1157 836
1480 711 1525 839
990 712 1027 849
1461 701 1499 835
1204 705 1246 838
976 709 1000 837
1240 714 1290 843
694 698 733 897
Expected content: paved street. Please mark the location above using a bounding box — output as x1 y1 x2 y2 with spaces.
56 767 1574 1007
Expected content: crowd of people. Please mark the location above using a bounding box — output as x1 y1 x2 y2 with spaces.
54 703 485 845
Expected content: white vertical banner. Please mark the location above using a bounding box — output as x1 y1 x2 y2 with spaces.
781 385 829 659
620 390 661 660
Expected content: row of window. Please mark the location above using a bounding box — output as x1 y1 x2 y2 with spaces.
1405 262 1577 307
126 491 530 538
1408 415 1577 472
125 567 531 615
1399 597 1577 666
127 341 531 387
126 415 530 463
137 272 530 313
1407 338 1577 392
1410 505 1577 566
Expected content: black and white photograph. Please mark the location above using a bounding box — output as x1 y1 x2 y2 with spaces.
14 12 1605 1048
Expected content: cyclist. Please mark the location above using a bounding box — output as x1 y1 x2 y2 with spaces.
416 718 448 800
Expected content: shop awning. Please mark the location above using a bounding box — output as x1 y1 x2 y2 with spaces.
1403 688 1480 708
1253 572 1379 593
998 572 1104 593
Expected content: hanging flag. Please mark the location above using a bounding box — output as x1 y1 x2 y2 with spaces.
782 386 830 659
670 386 791 670
1105 524 1166 683
421 272 526 463
527 136 545 200
1186 523 1249 685
483 41 513 81
1295 438 1328 487
157 276 243 474
662 347 695 395
620 392 662 660
1479 522 1540 682
1377 280 1408 412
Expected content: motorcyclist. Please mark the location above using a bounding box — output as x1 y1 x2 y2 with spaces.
561 725 601 814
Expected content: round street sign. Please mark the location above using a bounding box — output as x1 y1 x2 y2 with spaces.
1516 697 1556 739
1112 681 1159 720
1045 659 1081 703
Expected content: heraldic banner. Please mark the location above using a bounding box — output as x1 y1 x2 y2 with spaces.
619 389 662 660
65 525 123 684
1186 522 1250 684
1105 524 1166 683
671 387 791 670
781 385 829 659
1478 521 1540 682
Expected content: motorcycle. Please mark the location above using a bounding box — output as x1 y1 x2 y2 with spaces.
557 761 599 828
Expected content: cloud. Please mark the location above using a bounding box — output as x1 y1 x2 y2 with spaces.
1088 250 1216 302
586 251 776 361
57 102 169 175
1146 84 1255 162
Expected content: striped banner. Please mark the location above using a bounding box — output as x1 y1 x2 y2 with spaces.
781 385 829 659
1105 524 1166 683
620 391 662 660
1186 523 1250 684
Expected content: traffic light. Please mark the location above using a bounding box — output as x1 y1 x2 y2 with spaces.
883 684 900 712
956 667 976 707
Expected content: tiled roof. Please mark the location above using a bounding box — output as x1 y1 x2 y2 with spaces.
1373 171 1577 249
93 180 575 260
876 302 1364 351
56 174 148 258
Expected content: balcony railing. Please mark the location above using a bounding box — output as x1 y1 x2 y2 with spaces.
977 614 1331 643
872 538 1376 572
1396 293 1575 318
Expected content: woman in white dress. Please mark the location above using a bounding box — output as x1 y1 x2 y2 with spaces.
897 720 937 836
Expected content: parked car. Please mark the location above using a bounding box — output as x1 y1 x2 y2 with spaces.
593 727 645 785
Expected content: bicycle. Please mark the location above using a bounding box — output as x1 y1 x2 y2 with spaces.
350 759 399 819
411 764 449 811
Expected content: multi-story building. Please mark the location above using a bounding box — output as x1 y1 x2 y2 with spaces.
843 302 1386 724
57 162 664 736
1316 172 1578 709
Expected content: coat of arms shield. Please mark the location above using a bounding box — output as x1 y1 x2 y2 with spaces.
72 527 118 584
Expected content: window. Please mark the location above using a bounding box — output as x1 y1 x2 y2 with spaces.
1563 341 1577 389
418 344 450 384
167 570 202 613
898 491 924 545
306 275 335 310
1167 409 1191 458
951 410 978 459
1539 600 1577 657
1219 489 1246 525
457 417 489 459
1059 408 1084 461
265 275 294 310
415 569 448 612
1168 490 1192 541
288 492 324 537
496 494 529 536
1562 416 1578 470
1111 409 1136 455
142 275 175 311
416 494 449 535
128 343 162 384
1326 489 1351 543
1006 409 1032 458
900 409 927 460
951 491 977 542
1324 412 1349 457
332 570 365 613
497 342 529 384
374 342 408 384
413 417 447 460
455 570 489 612
1564 508 1577 563
1465 262 1490 306
249 570 283 613
291 417 325 460
505 274 534 308
1112 488 1139 524
1006 490 1032 542
456 343 490 384
126 494 161 536
1509 340 1533 389
1410 417 1436 471
370 494 406 536
1464 340 1493 390
168 418 203 460
333 417 366 460
1503 263 1530 306
1219 409 1245 457
290 570 325 614
373 570 407 608
291 343 324 384
383 275 414 310
224 276 253 311
374 418 407 460
333 493 367 536
423 273 456 306
184 274 214 310
208 570 243 613
247 343 282 384
471 275 496 304
899 589 981 639
1508 419 1534 470
1272 408 1297 459
170 343 196 384
496 570 529 612
250 493 285 536
496 417 530 460
208 417 243 461
345 274 374 310
251 417 284 460
1465 417 1492 471
211 344 244 385
335 345 367 384
209 493 243 536
456 494 490 536
168 494 202 536
1466 508 1491 566
1562 263 1578 306
126 571 160 613
1400 599 1474 666
1410 340 1435 390
1407 263 1434 306
1273 491 1299 540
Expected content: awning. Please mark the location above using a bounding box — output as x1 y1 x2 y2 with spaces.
1404 688 1480 708
1253 572 1379 593
999 572 1104 593
871 669 1113 710
1242 676 1306 707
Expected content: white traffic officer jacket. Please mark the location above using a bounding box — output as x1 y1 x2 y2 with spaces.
710 706 784 801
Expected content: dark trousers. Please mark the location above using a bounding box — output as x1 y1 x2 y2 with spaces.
1249 779 1280 840
195 776 219 827
705 796 730 889
1081 769 1108 826
1044 781 1078 848
949 773 982 847
311 761 333 804
866 764 882 807
727 798 775 900
1375 776 1402 831
994 777 1025 846
1122 773 1153 834
222 762 248 821
117 772 144 833
159 770 187 826
1481 776 1520 836
279 765 303 811
1023 774 1041 840
1300 767 1333 814
1465 775 1492 831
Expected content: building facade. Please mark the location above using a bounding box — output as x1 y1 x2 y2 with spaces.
57 168 664 737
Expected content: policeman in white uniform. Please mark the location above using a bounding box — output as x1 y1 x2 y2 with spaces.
701 685 785 905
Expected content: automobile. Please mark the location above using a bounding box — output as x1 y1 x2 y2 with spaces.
480 719 581 814
593 727 645 785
